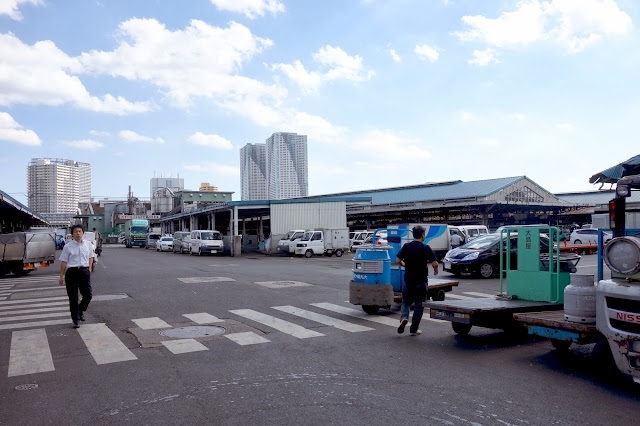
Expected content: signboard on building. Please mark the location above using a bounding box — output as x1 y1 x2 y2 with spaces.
118 214 161 220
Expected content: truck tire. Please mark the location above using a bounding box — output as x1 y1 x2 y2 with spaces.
362 305 380 315
11 265 29 276
433 289 446 301
335 249 343 257
305 249 313 258
550 339 572 351
452 322 472 336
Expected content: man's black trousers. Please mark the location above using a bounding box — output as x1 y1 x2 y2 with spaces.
65 267 92 322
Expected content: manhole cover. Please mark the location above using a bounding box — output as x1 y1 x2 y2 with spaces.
159 326 226 338
15 384 38 391
93 294 129 301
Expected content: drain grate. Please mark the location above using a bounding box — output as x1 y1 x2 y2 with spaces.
159 325 226 338
15 384 38 391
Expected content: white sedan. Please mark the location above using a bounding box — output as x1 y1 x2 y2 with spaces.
156 236 174 252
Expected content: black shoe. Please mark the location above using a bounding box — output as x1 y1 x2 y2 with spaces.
73 321 79 329
78 311 85 322
397 319 408 334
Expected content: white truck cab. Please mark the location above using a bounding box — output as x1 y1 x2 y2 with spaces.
277 229 306 255
294 228 349 258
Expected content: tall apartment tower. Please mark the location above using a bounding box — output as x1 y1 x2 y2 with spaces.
240 143 267 200
240 133 308 200
27 158 92 214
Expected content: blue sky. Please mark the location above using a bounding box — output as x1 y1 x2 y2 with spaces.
1 0 638 206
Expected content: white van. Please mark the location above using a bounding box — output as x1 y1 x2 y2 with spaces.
189 230 224 255
277 229 306 255
457 225 489 242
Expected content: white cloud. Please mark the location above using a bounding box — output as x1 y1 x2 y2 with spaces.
118 130 164 144
89 130 111 137
0 33 152 115
183 163 240 177
468 48 500 66
414 44 440 62
272 45 375 94
454 0 632 54
208 0 284 19
64 139 104 150
389 49 401 63
0 0 41 21
478 137 501 147
556 122 574 131
188 132 233 150
508 113 526 121
355 129 432 163
0 112 41 146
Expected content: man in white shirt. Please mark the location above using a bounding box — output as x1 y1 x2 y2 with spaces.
58 224 94 328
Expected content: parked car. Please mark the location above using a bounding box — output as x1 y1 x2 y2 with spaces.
118 232 126 244
569 228 612 245
156 236 173 252
457 225 489 242
189 230 224 255
350 231 373 251
145 233 161 250
172 231 191 253
443 233 553 279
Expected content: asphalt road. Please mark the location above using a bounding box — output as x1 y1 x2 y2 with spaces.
0 246 638 425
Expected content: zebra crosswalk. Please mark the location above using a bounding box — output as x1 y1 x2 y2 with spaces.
1 290 496 378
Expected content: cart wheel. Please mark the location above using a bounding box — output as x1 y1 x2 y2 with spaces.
551 339 572 351
362 305 380 315
335 249 343 257
305 250 313 258
434 289 446 301
452 322 472 336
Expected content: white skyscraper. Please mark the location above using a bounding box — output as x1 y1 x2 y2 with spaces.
27 158 92 214
240 143 267 200
240 132 308 200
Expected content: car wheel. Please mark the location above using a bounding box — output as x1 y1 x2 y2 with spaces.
305 249 313 258
335 249 343 257
574 239 582 245
362 305 380 315
452 322 472 336
478 262 494 279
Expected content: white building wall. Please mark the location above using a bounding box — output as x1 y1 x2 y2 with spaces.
27 158 90 214
270 202 346 235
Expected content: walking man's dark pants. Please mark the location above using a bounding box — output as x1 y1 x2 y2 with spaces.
65 268 92 322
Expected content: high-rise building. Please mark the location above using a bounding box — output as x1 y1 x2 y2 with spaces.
240 143 267 200
27 158 91 215
240 132 308 200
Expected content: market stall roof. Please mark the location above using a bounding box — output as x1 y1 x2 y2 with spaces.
589 154 640 185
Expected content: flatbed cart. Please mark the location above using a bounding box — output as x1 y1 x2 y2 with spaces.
390 278 459 304
426 297 563 336
513 311 603 351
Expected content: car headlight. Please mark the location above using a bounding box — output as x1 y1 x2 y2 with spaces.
461 252 479 262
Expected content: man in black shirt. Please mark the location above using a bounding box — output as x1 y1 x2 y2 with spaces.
396 226 439 336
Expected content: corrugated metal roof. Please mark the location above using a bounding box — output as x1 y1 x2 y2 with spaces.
556 190 640 205
359 176 526 205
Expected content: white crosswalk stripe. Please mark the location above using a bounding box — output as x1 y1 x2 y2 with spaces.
0 311 69 323
0 306 68 317
311 303 445 325
272 305 374 332
0 319 71 330
445 294 475 300
0 286 66 294
183 313 224 324
162 339 208 354
230 309 324 339
77 323 137 365
225 332 270 345
0 301 68 311
132 317 172 329
8 328 55 377
0 296 69 306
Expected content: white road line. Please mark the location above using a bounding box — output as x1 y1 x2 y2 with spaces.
272 306 374 332
77 323 137 365
161 339 208 354
132 317 172 330
445 294 475 300
0 296 68 306
1 276 58 284
0 306 69 317
0 311 69 323
311 303 445 325
177 277 236 283
462 292 496 298
8 329 55 377
0 319 71 330
309 303 399 326
183 313 224 324
0 301 68 311
229 309 324 339
0 286 65 293
225 332 270 345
